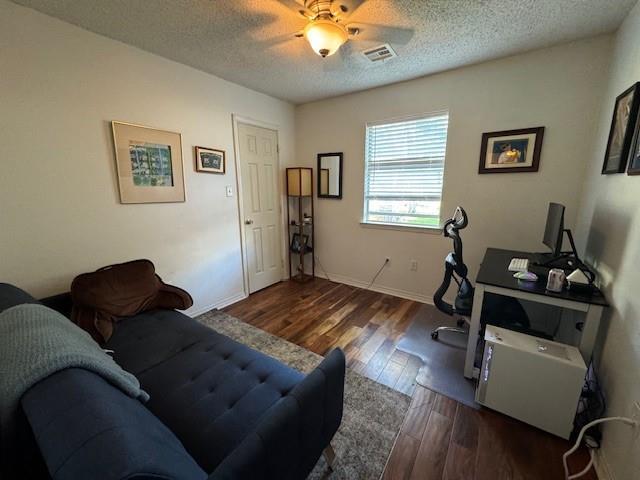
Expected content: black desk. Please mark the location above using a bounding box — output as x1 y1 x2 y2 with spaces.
476 248 608 307
464 248 608 379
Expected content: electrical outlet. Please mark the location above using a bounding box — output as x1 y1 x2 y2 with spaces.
410 260 418 271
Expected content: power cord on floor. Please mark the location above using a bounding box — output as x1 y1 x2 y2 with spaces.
314 255 332 283
313 256 389 290
563 416 638 479
365 258 389 290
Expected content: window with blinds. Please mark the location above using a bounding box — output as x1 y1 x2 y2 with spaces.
363 112 449 228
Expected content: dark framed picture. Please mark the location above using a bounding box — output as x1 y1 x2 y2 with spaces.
317 152 343 199
479 127 544 174
603 82 640 174
290 233 311 253
195 146 225 174
628 116 640 175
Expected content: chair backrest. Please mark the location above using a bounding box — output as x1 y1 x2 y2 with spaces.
443 206 468 277
433 207 471 315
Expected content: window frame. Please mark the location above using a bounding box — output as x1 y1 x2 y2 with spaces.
361 111 449 231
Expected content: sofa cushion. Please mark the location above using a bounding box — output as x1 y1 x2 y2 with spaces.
22 368 207 480
106 309 210 375
107 312 305 473
0 283 39 312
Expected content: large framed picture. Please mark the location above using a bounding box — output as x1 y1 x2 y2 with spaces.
479 127 545 174
195 146 225 174
603 82 640 174
111 121 185 204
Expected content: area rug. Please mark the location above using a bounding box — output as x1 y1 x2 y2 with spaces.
396 304 479 408
197 310 411 480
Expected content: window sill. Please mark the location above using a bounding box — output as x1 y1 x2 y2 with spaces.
359 221 443 234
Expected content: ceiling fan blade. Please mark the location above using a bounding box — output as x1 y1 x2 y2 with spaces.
263 32 302 49
337 0 367 18
274 0 315 19
346 22 415 45
339 41 355 62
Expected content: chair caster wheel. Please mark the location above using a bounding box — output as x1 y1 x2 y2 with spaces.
431 331 439 340
457 319 466 327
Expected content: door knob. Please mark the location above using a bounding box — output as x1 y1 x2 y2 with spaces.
245 219 254 225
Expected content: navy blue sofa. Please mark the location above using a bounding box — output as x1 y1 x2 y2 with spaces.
1 283 345 480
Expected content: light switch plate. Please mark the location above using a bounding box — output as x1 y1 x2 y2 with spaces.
225 185 233 197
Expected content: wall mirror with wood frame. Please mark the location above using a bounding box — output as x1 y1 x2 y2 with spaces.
317 152 343 199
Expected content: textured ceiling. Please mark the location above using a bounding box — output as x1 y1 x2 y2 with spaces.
11 0 636 104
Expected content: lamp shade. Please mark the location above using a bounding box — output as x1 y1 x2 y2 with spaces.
287 168 312 196
304 19 349 58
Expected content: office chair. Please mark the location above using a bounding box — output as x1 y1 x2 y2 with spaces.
431 206 530 340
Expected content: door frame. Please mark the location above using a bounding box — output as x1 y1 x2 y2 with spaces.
232 114 285 297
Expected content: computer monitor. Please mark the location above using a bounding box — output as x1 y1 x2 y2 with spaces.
542 202 565 255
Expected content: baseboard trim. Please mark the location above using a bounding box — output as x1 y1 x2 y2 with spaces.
315 271 433 305
593 449 613 480
186 273 432 317
186 291 247 317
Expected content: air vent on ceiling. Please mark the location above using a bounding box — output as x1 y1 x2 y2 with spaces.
361 44 397 63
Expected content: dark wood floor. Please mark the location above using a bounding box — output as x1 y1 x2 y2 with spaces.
224 278 595 480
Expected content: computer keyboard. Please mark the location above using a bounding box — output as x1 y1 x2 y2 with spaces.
508 258 529 272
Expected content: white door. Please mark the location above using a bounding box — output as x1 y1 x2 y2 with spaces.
238 123 282 293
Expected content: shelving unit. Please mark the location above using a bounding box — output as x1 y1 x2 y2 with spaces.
286 167 315 282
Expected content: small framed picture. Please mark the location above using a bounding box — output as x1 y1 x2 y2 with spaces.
603 83 640 174
290 233 310 253
195 146 225 174
478 127 545 174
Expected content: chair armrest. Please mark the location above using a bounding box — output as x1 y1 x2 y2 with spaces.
209 348 345 480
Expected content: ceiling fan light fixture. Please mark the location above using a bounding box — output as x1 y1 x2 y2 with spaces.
303 19 348 58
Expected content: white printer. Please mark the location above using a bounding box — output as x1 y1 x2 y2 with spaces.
476 325 586 439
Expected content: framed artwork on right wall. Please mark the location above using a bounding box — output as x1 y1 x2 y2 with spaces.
628 123 640 175
626 100 640 175
602 82 640 174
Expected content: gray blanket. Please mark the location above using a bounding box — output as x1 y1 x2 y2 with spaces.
0 303 149 472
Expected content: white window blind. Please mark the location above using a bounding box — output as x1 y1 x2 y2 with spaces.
363 112 449 228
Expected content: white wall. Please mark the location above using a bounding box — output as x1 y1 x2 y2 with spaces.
575 2 640 478
0 0 295 314
294 36 612 302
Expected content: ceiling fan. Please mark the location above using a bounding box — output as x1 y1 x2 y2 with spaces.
277 0 414 59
